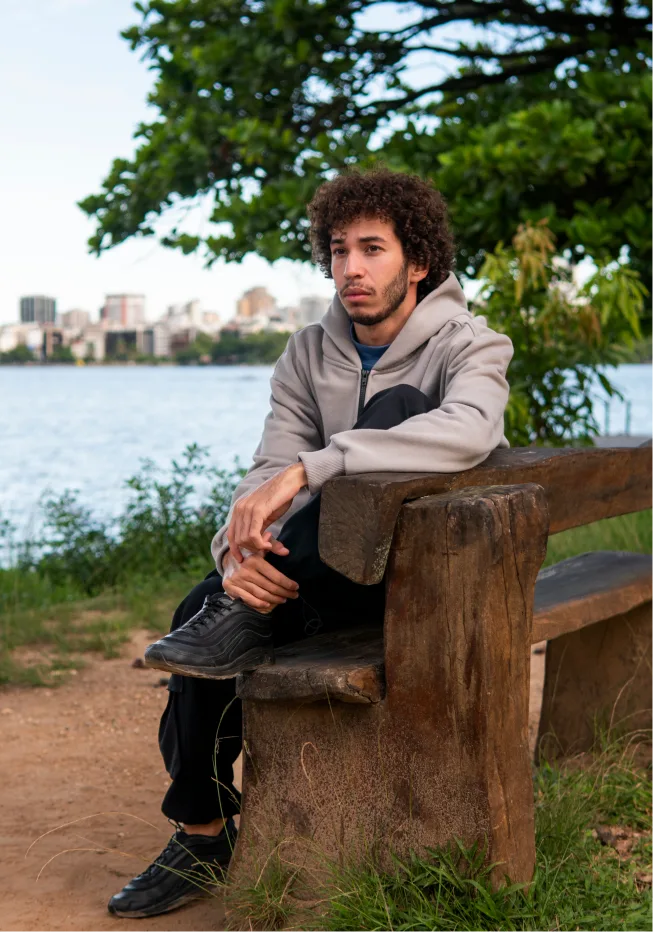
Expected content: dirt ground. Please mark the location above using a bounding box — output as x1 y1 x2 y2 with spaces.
0 631 546 932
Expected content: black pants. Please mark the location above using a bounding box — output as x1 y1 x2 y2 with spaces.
159 384 435 825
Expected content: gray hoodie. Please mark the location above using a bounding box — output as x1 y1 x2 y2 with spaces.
211 273 513 573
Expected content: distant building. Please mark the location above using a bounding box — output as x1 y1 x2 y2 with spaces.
60 309 90 330
201 311 222 332
20 295 56 325
165 299 204 332
150 322 171 358
101 294 146 328
236 287 276 320
0 323 43 354
299 295 330 327
81 325 106 361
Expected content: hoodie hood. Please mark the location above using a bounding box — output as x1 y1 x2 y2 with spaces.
320 272 470 371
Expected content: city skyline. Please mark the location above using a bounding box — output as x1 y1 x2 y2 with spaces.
10 286 331 327
0 1 471 328
0 1 337 327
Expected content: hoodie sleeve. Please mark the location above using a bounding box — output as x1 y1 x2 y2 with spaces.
210 334 323 573
298 321 513 494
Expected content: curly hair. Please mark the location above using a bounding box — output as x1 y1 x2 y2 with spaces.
307 169 455 301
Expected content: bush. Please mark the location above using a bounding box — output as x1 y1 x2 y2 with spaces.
212 330 291 364
0 344 35 363
1 445 244 611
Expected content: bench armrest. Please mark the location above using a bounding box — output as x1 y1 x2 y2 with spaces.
319 446 652 584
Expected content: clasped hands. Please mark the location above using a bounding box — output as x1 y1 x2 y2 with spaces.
222 462 307 612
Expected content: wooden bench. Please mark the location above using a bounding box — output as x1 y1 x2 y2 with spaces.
228 446 652 892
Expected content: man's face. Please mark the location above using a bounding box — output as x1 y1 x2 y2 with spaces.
330 217 418 326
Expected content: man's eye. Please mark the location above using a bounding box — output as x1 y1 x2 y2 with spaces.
366 245 380 253
332 248 346 256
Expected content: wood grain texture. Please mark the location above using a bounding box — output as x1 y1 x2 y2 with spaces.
236 626 384 704
532 551 652 642
536 600 652 761
228 485 549 897
319 446 652 584
381 483 548 886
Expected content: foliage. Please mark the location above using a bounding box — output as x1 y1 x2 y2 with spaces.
49 344 76 364
105 335 141 362
623 335 653 363
1 444 243 602
79 0 651 290
175 330 215 363
211 330 291 364
477 220 646 445
0 344 35 364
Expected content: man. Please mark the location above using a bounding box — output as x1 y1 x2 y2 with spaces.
108 169 513 918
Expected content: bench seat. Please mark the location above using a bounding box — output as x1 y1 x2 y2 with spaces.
237 550 651 705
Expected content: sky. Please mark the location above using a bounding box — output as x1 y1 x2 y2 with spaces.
0 0 474 326
0 0 336 325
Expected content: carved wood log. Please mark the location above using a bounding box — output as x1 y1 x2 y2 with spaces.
536 600 652 761
319 446 652 584
381 483 548 886
228 484 549 898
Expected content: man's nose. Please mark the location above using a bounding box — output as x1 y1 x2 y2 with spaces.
344 251 364 279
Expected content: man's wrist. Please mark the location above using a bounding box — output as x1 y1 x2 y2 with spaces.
290 461 308 489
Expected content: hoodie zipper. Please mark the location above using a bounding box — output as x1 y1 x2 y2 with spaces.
357 369 370 418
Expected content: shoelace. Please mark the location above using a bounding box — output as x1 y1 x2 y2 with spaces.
137 831 183 879
184 593 234 632
299 593 323 636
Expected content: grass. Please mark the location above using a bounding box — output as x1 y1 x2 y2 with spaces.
225 735 652 931
0 568 201 686
543 509 652 567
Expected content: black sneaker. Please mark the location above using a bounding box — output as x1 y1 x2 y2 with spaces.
107 818 237 919
144 593 274 679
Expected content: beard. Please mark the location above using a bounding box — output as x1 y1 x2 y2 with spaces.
342 262 410 327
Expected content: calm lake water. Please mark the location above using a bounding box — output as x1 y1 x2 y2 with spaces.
1 363 651 535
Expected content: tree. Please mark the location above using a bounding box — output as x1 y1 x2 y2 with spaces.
175 330 215 363
80 0 651 290
211 330 290 364
0 344 35 364
477 220 645 445
49 345 76 364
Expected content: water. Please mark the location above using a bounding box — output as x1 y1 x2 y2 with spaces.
0 366 275 533
1 363 650 533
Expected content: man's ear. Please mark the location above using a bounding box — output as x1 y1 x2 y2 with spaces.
409 263 429 284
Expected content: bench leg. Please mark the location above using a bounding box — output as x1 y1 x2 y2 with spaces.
380 483 549 887
536 601 652 760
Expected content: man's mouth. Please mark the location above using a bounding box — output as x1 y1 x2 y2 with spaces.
343 289 373 299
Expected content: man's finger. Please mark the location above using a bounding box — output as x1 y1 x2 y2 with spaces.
268 539 290 557
234 580 287 606
223 579 273 612
227 515 244 562
256 559 299 592
244 506 272 553
241 570 297 600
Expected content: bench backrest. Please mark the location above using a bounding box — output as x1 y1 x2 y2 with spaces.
319 445 652 584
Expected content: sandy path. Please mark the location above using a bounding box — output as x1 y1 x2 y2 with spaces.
0 632 545 932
